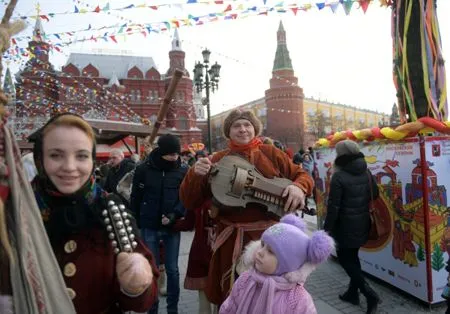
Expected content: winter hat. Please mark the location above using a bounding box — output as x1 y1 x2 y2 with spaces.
335 140 360 158
222 109 263 139
261 214 334 275
157 134 181 155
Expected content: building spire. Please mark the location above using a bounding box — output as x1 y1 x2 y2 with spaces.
272 20 293 72
3 66 16 96
171 28 182 51
32 3 45 42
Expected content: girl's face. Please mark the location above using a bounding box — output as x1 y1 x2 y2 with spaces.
43 126 94 194
254 241 278 275
229 119 255 145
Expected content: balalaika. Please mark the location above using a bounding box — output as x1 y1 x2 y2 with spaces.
209 155 295 217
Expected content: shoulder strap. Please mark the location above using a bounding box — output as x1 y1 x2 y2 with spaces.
367 170 374 202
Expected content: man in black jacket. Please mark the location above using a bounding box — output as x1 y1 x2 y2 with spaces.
130 134 187 314
103 149 135 194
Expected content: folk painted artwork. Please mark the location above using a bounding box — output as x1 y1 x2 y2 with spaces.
314 137 450 303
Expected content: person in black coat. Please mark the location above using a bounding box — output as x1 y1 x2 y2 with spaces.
104 149 136 194
130 134 188 314
324 140 380 314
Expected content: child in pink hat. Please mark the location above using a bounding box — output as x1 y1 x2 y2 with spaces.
220 214 334 314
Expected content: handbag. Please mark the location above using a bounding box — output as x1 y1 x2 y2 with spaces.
367 171 389 240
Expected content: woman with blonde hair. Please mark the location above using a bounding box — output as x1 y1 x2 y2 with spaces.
29 113 159 313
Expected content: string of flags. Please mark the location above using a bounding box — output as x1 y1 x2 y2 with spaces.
10 0 393 22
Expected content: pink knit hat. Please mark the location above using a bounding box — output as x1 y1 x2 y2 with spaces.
262 214 334 275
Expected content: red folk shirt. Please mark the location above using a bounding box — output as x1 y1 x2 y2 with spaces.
53 227 158 314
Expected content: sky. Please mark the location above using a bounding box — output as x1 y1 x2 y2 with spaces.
2 0 450 116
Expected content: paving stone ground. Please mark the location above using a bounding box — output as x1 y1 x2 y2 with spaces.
151 225 446 314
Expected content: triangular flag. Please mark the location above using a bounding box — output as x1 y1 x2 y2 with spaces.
74 5 79 13
102 3 110 11
40 15 49 21
94 5 100 13
359 0 370 13
187 0 197 3
342 1 353 15
224 4 232 12
329 2 339 13
291 7 298 15
316 3 326 10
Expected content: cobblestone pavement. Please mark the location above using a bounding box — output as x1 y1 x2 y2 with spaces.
151 213 447 314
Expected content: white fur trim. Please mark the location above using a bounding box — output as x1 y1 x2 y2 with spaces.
236 240 261 275
284 263 316 284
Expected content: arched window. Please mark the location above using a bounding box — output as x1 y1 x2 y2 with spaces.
179 116 188 130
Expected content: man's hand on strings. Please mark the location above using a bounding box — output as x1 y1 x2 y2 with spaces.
282 185 306 212
194 157 212 176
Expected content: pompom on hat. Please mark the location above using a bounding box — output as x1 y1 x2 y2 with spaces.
261 214 334 275
222 109 263 139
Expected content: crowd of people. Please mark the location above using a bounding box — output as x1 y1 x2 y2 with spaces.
0 109 382 314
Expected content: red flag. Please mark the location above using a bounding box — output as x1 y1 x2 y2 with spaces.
110 35 117 43
224 4 232 12
215 0 223 4
90 35 97 42
94 5 100 13
359 0 370 13
40 15 49 21
291 7 298 15
150 6 157 10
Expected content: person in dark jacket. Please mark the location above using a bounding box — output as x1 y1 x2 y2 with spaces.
104 149 135 194
324 140 380 314
130 134 188 314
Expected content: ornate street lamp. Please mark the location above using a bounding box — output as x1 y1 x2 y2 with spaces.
193 49 221 153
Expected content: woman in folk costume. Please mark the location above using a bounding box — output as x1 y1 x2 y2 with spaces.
220 214 334 314
179 109 314 307
29 113 159 314
324 140 380 314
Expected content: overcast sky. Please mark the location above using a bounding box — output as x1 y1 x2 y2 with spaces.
2 0 450 116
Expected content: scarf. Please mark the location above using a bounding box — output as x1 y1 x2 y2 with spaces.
149 147 179 171
236 269 297 314
2 125 76 314
228 138 263 159
32 176 105 246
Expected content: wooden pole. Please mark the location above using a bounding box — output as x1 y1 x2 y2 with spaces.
148 69 183 144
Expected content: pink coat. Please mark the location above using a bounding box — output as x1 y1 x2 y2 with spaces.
220 241 318 314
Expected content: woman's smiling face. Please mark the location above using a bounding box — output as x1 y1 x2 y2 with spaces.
42 126 93 194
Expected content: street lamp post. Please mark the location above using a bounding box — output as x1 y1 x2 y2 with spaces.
193 49 221 154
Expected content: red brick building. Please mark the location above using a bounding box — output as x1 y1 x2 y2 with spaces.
8 17 203 149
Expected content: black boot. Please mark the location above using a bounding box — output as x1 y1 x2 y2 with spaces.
361 282 381 314
339 281 360 305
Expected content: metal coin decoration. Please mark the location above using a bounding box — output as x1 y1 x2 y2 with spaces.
102 199 138 254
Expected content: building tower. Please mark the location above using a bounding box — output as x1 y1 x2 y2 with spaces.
164 29 203 144
3 67 16 128
265 21 305 151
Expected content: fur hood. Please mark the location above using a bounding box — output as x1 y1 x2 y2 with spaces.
237 240 317 284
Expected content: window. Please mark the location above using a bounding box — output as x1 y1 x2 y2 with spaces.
130 90 136 102
136 90 141 102
179 116 188 130
148 90 159 103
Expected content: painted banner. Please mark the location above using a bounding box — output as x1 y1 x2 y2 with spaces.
314 136 450 304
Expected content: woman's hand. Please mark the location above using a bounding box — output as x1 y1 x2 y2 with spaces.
116 252 153 296
282 185 306 212
194 157 212 176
